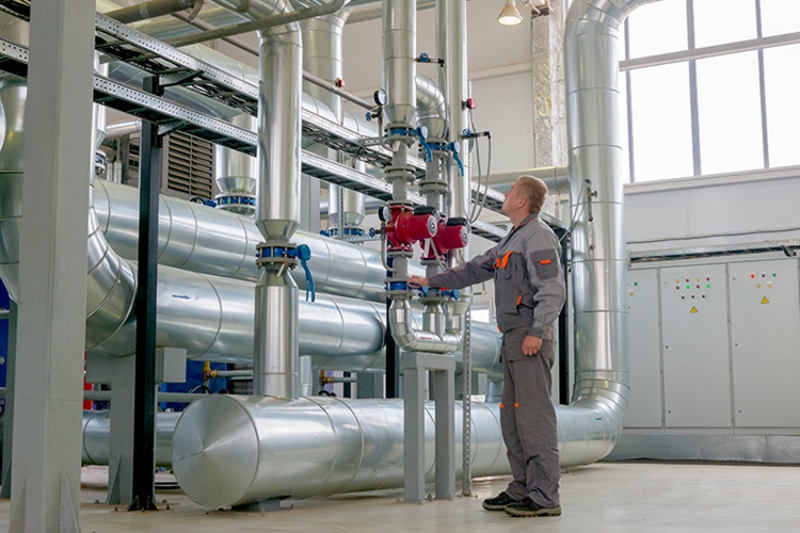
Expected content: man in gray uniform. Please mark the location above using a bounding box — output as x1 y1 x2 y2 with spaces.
408 175 565 518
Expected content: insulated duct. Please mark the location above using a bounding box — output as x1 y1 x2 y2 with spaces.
555 0 656 464
93 179 391 302
172 395 507 506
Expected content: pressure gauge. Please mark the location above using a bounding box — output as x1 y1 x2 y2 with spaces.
374 88 387 107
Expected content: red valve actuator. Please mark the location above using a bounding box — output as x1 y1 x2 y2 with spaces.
434 221 469 251
386 205 438 251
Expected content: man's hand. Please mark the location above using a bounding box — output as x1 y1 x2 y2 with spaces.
522 335 542 356
408 275 429 288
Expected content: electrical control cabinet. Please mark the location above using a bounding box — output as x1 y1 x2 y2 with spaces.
659 264 731 428
625 269 662 428
728 259 800 430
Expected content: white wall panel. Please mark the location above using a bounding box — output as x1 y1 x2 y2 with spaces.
660 265 731 428
625 268 662 428
728 258 800 430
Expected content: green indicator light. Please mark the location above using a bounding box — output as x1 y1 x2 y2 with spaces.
634 282 638 286
773 273 777 277
685 285 690 289
706 284 710 289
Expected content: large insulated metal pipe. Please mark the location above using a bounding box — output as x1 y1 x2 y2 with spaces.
82 410 179 468
0 80 24 302
558 0 658 465
302 9 366 233
415 73 447 141
94 179 393 301
171 395 508 506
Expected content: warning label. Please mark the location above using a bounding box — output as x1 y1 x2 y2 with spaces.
761 296 769 304
690 306 698 313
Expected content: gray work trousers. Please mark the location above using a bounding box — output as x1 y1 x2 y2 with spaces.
499 327 560 508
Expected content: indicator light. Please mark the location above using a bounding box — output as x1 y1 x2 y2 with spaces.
706 284 710 289
685 285 690 289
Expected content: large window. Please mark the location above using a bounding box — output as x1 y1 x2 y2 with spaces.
621 0 800 182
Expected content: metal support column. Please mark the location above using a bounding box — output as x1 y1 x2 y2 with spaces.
129 76 162 512
8 2 94 530
401 352 455 502
85 353 137 505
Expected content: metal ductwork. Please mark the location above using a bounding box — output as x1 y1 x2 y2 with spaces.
82 410 179 468
555 0 656 464
171 395 508 506
93 178 394 302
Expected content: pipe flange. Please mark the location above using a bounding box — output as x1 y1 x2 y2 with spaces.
384 122 417 143
384 165 418 183
256 242 299 269
385 289 413 300
386 248 414 258
417 179 449 193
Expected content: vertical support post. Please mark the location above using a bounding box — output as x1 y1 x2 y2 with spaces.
402 363 425 502
434 366 455 499
461 307 472 496
129 76 162 512
402 352 456 503
9 2 94 530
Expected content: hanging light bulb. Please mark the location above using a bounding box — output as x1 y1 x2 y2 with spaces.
497 0 523 26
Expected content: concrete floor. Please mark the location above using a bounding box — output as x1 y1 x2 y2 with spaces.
0 461 797 531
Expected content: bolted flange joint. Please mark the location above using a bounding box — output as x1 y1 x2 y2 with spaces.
256 241 299 270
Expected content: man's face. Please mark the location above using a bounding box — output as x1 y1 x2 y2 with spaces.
502 181 523 217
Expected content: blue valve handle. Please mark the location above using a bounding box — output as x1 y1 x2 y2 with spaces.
287 244 315 302
416 127 433 163
448 142 464 177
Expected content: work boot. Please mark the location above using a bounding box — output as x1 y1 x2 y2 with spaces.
482 491 518 511
504 497 562 517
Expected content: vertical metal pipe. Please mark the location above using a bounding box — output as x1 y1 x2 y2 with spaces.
560 0 659 465
438 0 470 232
382 0 417 128
250 1 304 399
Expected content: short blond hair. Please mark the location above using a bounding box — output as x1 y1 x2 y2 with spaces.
516 175 548 214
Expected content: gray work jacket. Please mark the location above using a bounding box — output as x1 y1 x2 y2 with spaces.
426 213 565 339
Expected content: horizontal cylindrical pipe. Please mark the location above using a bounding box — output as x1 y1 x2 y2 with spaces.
104 120 142 140
171 395 507 506
106 0 196 24
94 179 391 302
81 410 180 468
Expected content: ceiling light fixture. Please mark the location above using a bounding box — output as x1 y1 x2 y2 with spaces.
497 0 523 26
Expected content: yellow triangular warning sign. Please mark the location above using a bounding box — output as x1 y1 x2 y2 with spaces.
690 306 698 313
761 296 769 304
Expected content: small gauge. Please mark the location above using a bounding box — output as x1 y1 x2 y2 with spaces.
378 205 392 222
374 88 387 106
